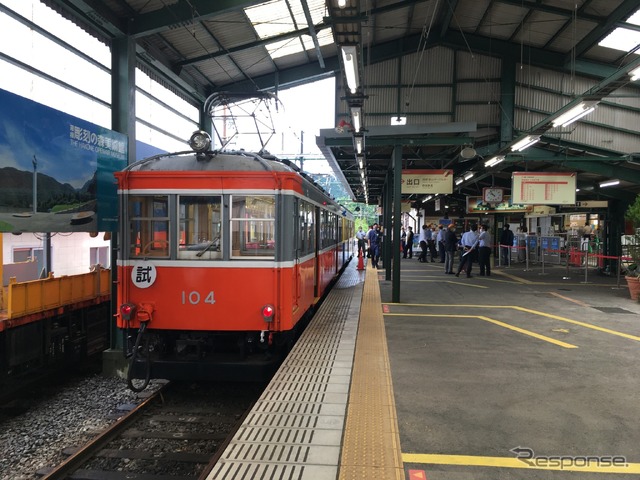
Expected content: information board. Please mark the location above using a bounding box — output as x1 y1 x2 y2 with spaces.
511 172 576 205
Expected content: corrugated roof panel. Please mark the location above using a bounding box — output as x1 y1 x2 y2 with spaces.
364 58 400 86
516 64 597 96
232 45 276 78
193 55 244 85
365 87 402 114
453 0 492 31
547 18 597 53
273 50 311 69
455 103 499 125
457 82 500 103
372 6 410 44
401 86 453 113
456 51 501 80
127 0 172 14
513 11 566 48
409 0 442 35
401 47 455 85
245 0 292 39
476 3 526 39
513 108 547 131
580 0 622 17
161 23 220 58
205 11 257 50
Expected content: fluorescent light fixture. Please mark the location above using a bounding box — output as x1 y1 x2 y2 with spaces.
484 155 505 167
360 170 365 178
464 172 475 181
599 179 620 188
552 101 598 127
422 195 433 204
455 177 463 185
630 66 640 81
341 46 360 94
357 155 363 169
355 135 363 154
350 106 362 132
576 188 580 192
337 0 347 8
391 116 406 125
511 135 540 152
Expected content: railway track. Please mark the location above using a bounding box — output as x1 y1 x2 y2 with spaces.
37 380 265 480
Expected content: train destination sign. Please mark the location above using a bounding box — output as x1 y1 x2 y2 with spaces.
401 169 454 194
511 172 576 205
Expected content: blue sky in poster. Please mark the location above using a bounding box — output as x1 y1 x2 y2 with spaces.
0 88 127 232
0 88 126 189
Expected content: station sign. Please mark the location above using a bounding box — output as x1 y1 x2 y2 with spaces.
401 169 453 194
575 200 608 208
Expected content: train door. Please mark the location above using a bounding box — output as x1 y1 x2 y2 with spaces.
314 205 320 298
292 197 300 311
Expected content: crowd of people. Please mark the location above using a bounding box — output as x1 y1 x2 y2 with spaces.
356 222 514 277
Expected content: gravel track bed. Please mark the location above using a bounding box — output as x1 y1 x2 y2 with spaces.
0 374 158 480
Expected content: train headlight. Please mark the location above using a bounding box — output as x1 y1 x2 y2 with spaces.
189 130 212 153
120 303 136 321
261 304 275 322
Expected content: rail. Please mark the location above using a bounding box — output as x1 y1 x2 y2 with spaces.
1 268 111 320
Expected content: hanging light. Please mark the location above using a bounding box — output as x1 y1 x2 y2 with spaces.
629 66 640 81
484 155 505 167
511 135 540 152
552 101 598 127
341 46 360 94
350 106 362 132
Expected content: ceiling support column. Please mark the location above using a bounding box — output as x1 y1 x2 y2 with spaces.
500 58 516 145
391 144 403 302
112 35 136 164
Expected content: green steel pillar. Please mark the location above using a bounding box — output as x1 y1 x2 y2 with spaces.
392 145 402 302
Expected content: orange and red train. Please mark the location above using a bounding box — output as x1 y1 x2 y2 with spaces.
115 131 353 390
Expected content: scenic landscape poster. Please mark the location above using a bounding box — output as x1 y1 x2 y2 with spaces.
0 88 128 233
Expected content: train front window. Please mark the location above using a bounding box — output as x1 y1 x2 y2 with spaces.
128 195 169 258
178 196 222 260
230 195 275 258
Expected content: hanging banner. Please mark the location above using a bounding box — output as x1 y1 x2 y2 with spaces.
0 88 128 233
512 172 576 205
401 169 453 194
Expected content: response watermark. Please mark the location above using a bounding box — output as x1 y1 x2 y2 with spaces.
510 447 628 470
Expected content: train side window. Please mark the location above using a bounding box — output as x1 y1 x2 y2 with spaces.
178 195 222 260
128 195 169 258
230 195 275 258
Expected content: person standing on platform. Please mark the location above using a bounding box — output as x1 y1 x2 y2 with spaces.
499 224 514 266
418 224 429 262
368 223 380 268
404 226 414 258
477 224 492 276
437 225 446 263
400 227 407 257
356 226 367 257
444 224 458 274
455 224 479 278
365 225 373 258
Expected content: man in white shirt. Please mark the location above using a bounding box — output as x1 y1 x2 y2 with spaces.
455 224 479 278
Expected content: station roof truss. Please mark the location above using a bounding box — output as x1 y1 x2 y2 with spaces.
42 0 640 207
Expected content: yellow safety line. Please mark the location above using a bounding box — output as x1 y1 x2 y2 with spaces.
492 270 534 283
385 303 640 343
402 453 640 474
398 279 489 288
384 313 577 348
549 291 591 307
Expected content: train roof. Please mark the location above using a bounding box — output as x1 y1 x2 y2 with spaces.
125 150 295 174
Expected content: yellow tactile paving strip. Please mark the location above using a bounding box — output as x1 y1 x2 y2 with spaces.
339 264 404 480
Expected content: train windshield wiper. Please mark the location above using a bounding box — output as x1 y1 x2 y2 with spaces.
196 237 220 257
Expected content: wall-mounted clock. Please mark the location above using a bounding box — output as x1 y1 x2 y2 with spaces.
483 187 504 203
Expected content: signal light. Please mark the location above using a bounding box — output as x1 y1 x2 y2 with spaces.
120 303 136 321
261 304 275 322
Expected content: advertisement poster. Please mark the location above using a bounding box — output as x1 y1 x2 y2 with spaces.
0 88 128 233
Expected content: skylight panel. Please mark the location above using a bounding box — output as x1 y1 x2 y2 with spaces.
598 8 640 52
267 29 333 60
245 0 295 39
